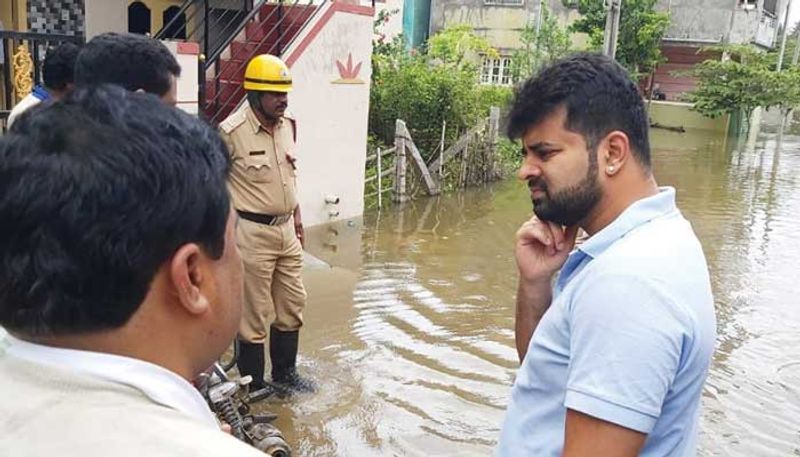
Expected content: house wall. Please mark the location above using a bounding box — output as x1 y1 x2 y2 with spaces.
1 1 28 32
373 0 405 41
650 45 719 101
403 0 432 48
85 0 185 38
429 0 579 53
84 0 126 38
27 0 85 36
655 0 787 47
648 100 729 132
144 0 186 32
161 40 200 115
283 2 374 227
650 0 788 106
429 0 789 53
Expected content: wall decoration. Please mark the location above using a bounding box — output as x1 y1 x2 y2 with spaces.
332 52 364 84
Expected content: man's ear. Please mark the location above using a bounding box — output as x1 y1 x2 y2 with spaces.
601 130 631 175
169 243 210 316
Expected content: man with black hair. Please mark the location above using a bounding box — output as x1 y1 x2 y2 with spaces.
497 53 716 456
7 42 80 128
75 32 181 106
0 85 262 456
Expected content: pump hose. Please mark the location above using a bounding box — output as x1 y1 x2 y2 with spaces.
218 397 246 442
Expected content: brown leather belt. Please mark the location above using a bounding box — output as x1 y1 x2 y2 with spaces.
236 210 292 226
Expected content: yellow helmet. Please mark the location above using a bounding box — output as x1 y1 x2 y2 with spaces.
243 54 292 92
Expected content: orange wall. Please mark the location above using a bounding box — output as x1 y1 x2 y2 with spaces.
0 0 28 31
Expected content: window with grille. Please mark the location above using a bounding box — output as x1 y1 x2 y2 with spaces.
481 56 513 86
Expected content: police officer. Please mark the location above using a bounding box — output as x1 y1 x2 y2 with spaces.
219 54 314 395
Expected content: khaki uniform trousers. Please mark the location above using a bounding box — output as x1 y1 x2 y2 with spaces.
237 218 307 344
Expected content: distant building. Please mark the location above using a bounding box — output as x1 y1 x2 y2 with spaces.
429 0 579 86
651 0 788 100
428 0 790 97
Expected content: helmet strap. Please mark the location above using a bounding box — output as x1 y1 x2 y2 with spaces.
247 91 278 127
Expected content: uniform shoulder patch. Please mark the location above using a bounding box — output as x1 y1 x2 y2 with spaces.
219 109 247 134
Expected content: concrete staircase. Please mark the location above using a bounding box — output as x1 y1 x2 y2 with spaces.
203 2 317 123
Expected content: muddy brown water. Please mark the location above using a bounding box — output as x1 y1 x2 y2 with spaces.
254 124 800 456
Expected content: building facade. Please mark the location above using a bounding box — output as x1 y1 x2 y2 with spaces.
429 0 579 86
652 0 788 100
429 0 790 97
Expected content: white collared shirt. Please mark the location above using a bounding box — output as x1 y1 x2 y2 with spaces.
5 335 219 428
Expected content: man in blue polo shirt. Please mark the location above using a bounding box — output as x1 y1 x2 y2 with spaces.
496 53 716 456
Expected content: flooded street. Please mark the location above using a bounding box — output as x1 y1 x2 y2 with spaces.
261 124 800 456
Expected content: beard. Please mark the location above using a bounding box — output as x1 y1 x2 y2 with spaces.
529 155 602 227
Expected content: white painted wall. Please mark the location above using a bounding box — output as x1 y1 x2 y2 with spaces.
161 41 200 115
373 0 404 41
285 6 373 227
657 0 788 47
84 0 127 38
299 0 402 41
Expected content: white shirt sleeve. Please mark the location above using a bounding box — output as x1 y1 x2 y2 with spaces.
7 94 42 128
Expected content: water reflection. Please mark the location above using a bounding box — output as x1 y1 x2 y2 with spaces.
260 122 800 456
654 124 800 456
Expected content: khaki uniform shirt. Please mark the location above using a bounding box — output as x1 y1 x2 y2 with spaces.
219 104 298 216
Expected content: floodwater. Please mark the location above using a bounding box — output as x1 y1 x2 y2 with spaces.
259 121 800 456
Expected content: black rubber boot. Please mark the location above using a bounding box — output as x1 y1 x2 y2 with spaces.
236 341 285 401
236 341 267 389
270 327 317 393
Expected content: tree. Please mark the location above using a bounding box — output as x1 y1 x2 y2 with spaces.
511 3 573 81
685 45 800 121
564 0 669 79
427 24 498 68
369 25 506 159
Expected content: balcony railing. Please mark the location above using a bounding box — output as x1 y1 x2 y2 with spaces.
754 12 778 48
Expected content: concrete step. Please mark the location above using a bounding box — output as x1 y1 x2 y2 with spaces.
217 57 247 81
202 4 317 123
229 40 281 65
204 102 240 124
258 3 315 23
204 79 243 108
